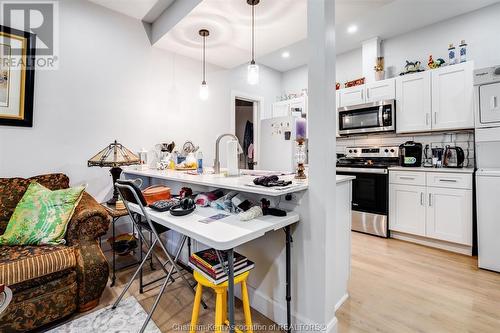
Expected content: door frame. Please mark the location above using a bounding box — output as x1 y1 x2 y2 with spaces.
230 90 263 169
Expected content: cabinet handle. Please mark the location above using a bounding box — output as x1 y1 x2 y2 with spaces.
367 89 370 100
361 90 364 100
439 179 457 182
492 96 498 109
421 192 424 206
399 176 415 180
426 113 430 126
428 193 432 207
434 112 437 124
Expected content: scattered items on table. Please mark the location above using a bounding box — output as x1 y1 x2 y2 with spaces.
142 185 171 205
188 249 254 284
169 198 196 216
194 190 224 207
149 199 179 212
238 206 263 221
261 199 287 217
199 214 230 224
179 187 193 199
253 175 292 187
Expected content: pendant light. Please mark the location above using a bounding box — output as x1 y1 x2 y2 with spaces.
247 0 260 85
199 29 209 100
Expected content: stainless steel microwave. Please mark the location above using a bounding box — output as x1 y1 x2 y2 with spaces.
338 99 396 136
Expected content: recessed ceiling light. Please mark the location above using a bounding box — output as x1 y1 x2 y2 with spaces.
347 25 358 34
281 51 290 58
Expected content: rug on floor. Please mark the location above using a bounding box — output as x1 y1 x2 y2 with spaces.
47 296 161 333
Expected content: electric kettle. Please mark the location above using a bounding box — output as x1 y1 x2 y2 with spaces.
443 146 465 168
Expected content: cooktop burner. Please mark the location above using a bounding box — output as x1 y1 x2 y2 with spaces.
337 145 401 169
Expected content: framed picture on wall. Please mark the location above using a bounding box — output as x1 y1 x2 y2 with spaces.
0 25 36 127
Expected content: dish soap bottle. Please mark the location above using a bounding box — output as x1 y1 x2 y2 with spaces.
196 151 203 174
459 40 467 63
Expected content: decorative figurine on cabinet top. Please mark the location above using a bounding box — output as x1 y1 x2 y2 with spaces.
428 55 446 69
400 60 425 76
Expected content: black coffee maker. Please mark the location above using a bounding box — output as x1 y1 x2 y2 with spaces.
399 141 423 167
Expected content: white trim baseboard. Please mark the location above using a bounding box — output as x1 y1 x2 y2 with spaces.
391 231 473 255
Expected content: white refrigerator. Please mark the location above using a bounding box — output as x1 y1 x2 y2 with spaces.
259 116 298 173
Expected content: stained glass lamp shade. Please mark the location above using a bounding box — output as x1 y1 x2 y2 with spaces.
88 140 140 204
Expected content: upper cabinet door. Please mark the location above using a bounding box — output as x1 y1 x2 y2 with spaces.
431 62 474 131
338 85 365 107
479 81 500 124
396 71 432 133
365 78 396 103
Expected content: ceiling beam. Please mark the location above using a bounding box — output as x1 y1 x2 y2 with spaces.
148 0 202 45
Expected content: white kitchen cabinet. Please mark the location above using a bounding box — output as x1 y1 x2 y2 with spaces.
432 62 474 130
426 187 472 245
272 96 307 118
389 184 426 236
389 170 473 252
365 78 396 103
338 85 365 107
336 90 340 137
396 71 432 133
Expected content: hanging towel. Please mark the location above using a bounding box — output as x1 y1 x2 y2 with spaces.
243 120 254 154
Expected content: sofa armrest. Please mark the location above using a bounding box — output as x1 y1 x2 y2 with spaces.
66 192 110 245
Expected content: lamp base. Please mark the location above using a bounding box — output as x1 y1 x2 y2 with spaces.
107 167 123 206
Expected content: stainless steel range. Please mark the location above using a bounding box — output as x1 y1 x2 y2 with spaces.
336 146 400 237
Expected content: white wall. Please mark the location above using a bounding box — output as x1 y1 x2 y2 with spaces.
228 63 282 120
0 0 230 201
280 48 363 96
382 3 500 77
280 3 500 92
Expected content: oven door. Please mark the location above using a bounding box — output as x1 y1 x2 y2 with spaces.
337 168 389 237
338 100 395 135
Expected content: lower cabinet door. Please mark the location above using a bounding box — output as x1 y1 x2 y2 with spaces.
426 187 472 245
389 184 426 236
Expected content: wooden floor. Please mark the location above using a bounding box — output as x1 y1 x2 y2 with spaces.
337 232 500 333
97 233 500 332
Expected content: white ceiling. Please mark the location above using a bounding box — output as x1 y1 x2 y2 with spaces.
89 0 500 71
153 0 307 69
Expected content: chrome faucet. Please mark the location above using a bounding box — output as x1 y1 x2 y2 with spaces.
214 134 243 174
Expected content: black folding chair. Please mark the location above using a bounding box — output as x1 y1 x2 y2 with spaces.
112 179 205 332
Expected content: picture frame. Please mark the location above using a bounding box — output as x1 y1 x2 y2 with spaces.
0 25 36 127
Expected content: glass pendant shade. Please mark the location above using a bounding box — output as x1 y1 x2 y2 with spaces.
247 63 259 85
199 81 209 100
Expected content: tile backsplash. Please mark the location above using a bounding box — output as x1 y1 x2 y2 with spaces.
337 131 475 168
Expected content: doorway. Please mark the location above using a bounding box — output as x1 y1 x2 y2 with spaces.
234 98 255 169
231 91 262 170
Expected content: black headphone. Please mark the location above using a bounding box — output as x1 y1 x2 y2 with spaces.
170 198 196 216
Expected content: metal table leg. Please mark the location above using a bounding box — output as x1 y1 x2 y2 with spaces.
285 226 292 333
110 217 117 287
227 249 235 333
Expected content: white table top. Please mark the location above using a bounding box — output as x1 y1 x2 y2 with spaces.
123 168 308 197
128 204 300 250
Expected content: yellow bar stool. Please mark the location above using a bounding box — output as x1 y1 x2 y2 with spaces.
190 270 253 333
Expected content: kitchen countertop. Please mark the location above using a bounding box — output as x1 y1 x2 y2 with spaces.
123 168 354 196
388 166 475 174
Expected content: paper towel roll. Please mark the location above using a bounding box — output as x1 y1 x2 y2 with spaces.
226 140 239 176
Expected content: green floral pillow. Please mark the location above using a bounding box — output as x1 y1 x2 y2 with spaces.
0 182 85 245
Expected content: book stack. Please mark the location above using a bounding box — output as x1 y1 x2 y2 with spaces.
188 249 254 285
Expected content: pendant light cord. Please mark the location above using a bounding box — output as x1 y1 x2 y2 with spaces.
202 34 206 83
251 3 255 64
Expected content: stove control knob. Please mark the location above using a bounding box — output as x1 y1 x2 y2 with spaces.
384 149 389 153
349 149 353 153
390 149 395 153
354 149 358 153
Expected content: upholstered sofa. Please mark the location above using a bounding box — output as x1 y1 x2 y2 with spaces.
0 174 111 332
